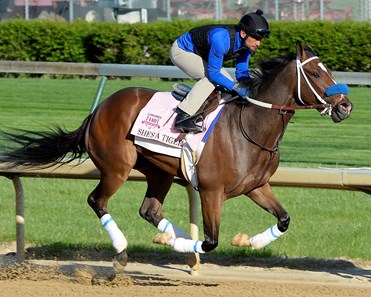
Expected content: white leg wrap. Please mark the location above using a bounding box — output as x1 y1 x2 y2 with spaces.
101 214 128 254
158 218 191 240
249 224 284 250
170 238 205 253
158 219 203 253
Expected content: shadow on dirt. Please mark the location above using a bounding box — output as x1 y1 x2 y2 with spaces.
1 243 362 282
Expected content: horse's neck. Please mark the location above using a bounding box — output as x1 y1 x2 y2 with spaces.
237 74 296 149
256 69 296 107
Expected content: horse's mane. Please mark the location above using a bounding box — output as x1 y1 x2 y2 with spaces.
247 46 316 97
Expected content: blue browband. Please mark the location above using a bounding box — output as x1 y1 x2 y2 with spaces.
325 83 349 97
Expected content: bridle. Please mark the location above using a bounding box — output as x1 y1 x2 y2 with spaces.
239 54 349 153
296 56 333 115
245 55 348 115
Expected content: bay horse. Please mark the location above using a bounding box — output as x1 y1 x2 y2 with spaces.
0 42 353 271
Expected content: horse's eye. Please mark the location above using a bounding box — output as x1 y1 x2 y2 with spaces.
313 72 320 78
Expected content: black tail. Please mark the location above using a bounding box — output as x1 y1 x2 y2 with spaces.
0 115 91 169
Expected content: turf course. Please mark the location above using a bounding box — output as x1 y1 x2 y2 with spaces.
0 77 370 261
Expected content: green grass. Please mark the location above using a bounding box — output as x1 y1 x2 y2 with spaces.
0 77 370 262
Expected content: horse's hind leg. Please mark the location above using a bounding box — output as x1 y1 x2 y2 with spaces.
87 174 130 271
139 165 205 253
138 166 201 273
139 166 191 241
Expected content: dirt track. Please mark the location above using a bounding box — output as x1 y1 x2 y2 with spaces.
0 243 370 297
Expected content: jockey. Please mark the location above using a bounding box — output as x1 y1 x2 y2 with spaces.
170 9 270 133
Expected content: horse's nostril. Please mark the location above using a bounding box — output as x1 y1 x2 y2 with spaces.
340 104 350 111
339 101 353 112
337 100 353 112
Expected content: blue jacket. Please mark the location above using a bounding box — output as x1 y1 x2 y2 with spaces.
176 27 251 91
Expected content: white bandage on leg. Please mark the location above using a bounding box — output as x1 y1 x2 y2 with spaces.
170 238 205 253
158 218 191 239
101 214 128 253
249 224 284 250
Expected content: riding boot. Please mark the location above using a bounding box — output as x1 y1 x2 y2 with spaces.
174 109 204 133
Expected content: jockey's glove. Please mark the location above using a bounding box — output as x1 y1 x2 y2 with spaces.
233 83 249 99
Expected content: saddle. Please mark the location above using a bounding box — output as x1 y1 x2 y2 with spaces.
171 83 231 122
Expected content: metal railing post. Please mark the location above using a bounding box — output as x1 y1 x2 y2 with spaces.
11 175 25 263
89 76 108 114
186 184 200 275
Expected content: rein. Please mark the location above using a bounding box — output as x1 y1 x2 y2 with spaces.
245 97 329 111
238 104 288 153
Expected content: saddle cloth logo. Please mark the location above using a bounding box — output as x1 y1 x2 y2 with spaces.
142 113 161 129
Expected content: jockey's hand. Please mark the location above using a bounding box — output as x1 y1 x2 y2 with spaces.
233 83 249 99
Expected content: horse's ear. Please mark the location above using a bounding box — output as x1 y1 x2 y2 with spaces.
296 41 305 60
304 42 313 51
296 41 313 61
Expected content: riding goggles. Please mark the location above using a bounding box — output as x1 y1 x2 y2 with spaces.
250 29 270 40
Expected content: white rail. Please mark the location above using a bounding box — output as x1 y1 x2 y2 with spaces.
0 61 369 85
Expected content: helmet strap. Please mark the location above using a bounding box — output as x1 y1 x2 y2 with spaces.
240 29 248 42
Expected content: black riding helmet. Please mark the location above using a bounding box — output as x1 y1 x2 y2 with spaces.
237 9 270 40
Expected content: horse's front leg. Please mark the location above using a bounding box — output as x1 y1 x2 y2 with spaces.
231 182 290 249
199 189 225 252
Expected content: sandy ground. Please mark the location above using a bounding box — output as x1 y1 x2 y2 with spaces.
0 243 370 297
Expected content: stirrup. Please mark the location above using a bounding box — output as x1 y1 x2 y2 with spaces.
175 110 204 133
175 122 204 133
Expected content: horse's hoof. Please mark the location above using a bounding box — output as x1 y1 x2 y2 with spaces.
185 253 200 275
231 233 251 247
113 249 128 274
153 232 171 246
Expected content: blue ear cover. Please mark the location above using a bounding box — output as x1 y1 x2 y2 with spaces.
325 83 349 96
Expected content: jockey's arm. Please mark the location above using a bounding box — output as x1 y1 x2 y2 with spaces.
235 51 251 82
207 30 236 91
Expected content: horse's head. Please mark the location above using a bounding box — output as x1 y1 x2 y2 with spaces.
295 42 353 122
